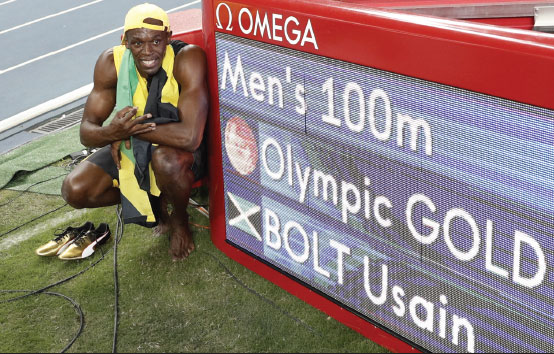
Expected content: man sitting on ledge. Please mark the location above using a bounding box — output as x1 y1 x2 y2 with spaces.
61 3 208 260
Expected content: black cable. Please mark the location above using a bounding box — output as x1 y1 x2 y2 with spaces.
0 149 104 352
2 156 315 349
0 154 83 238
187 205 319 336
0 221 116 352
64 155 87 171
199 250 323 337
0 151 88 209
0 242 109 304
112 205 124 353
0 156 94 301
0 173 67 208
0 290 84 353
0 202 68 238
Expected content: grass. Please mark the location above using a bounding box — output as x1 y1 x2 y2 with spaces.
0 182 388 353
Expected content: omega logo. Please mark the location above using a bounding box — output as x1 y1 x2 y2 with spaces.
215 2 319 49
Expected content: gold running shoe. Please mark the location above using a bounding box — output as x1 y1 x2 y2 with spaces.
35 222 94 256
58 223 111 260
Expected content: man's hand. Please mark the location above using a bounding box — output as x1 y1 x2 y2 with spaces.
110 106 155 140
110 139 131 170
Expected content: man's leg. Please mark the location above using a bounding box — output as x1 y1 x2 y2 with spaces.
151 146 195 260
61 161 120 209
152 194 170 236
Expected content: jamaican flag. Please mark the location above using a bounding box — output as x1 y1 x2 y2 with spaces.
113 44 181 227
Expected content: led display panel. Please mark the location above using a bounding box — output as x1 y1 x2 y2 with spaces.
216 32 554 352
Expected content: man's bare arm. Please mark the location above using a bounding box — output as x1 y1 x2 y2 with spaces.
136 44 208 152
80 49 155 148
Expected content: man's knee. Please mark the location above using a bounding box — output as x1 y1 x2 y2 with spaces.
61 173 88 209
151 146 194 181
62 162 116 208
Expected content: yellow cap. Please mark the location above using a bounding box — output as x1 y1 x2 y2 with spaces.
123 3 170 41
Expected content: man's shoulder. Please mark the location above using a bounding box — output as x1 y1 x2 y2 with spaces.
97 47 116 67
171 42 206 87
93 47 117 88
174 43 205 64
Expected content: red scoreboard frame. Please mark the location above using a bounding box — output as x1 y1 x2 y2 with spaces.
192 0 554 352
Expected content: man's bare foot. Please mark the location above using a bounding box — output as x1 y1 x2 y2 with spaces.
153 195 171 237
152 222 170 237
169 222 195 261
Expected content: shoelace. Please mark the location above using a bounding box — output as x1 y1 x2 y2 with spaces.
53 228 75 242
73 233 91 247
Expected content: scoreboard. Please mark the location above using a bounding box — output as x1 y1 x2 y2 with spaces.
202 1 554 352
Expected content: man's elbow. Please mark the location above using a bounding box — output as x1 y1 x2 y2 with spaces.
179 133 202 152
79 135 89 147
79 125 93 147
80 134 94 148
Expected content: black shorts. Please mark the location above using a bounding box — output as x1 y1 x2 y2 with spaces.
86 142 206 183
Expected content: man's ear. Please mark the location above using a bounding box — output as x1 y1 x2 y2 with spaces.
166 31 173 42
123 34 130 48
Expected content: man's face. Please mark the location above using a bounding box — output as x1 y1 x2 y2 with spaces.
125 27 172 78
